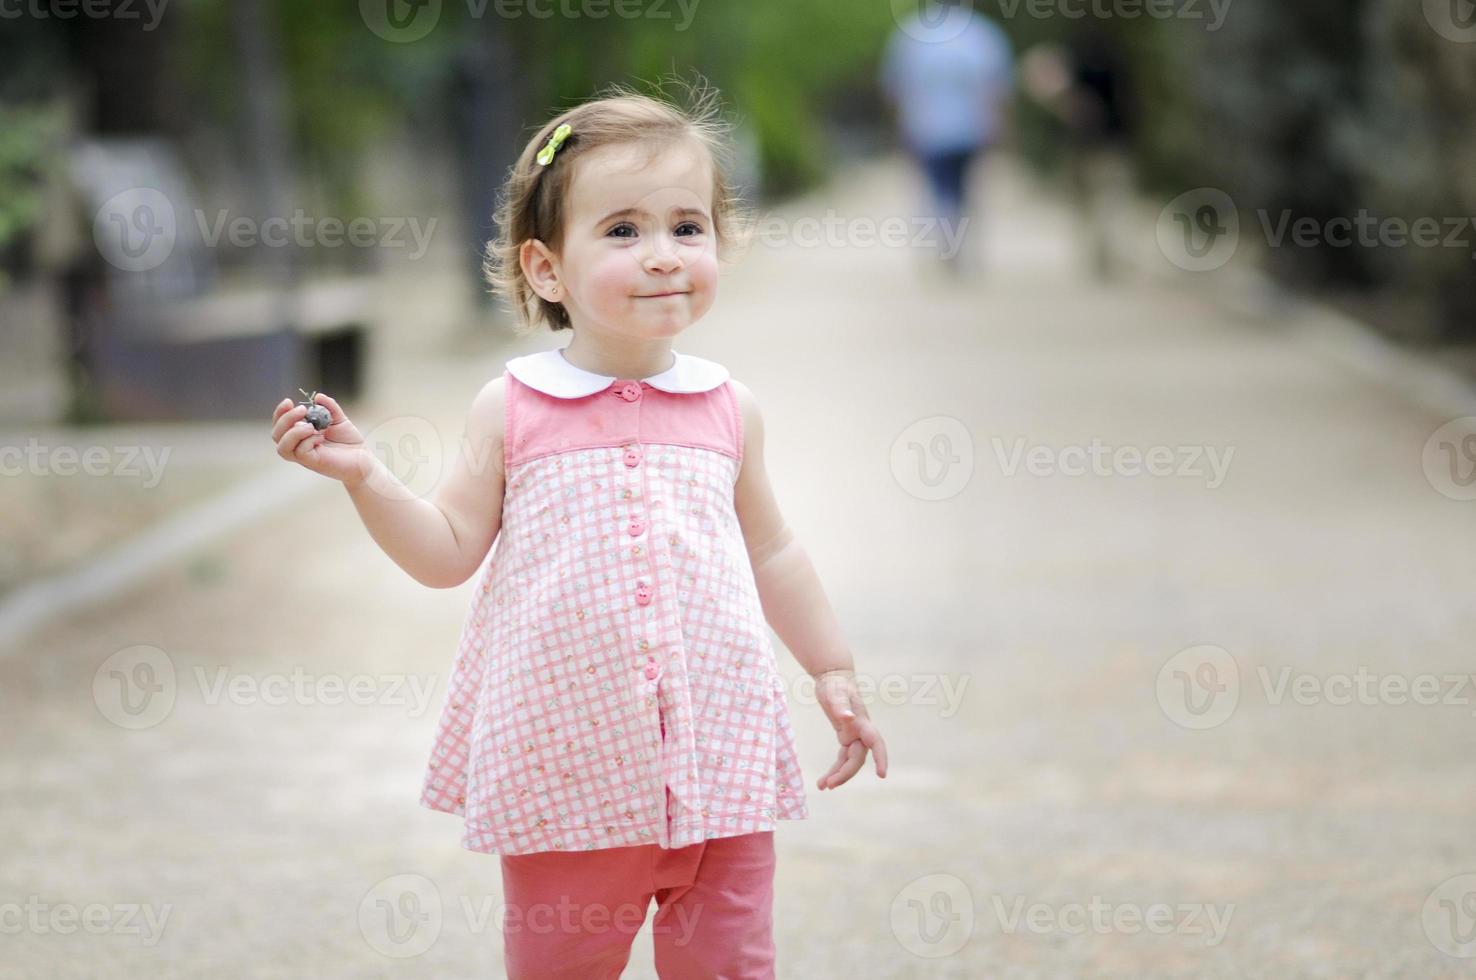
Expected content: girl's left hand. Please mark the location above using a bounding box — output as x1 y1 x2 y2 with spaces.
813 668 889 790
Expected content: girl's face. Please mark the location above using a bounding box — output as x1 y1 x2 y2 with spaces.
523 139 719 342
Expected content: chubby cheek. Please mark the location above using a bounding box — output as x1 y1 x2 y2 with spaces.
685 247 719 315
584 254 641 311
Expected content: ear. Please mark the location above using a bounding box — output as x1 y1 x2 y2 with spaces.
520 239 564 303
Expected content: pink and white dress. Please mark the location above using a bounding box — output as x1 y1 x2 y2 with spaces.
419 347 809 855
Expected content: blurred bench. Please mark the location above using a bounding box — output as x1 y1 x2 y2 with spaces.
65 138 377 422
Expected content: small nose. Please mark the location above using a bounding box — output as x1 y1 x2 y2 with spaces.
643 235 682 274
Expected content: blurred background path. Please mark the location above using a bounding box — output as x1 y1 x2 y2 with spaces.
4 152 1475 978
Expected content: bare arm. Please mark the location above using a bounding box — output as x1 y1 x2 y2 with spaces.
730 378 853 679
729 377 888 789
343 378 506 589
338 378 506 589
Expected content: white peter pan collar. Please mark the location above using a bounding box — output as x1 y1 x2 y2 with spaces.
506 346 730 399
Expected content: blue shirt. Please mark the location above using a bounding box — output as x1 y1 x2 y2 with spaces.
880 9 1015 155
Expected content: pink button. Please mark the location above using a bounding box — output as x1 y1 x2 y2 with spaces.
623 447 642 467
616 382 642 401
627 516 645 536
635 584 653 606
643 662 659 680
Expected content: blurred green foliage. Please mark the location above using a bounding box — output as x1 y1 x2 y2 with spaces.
5 0 1470 340
172 0 902 207
0 103 63 282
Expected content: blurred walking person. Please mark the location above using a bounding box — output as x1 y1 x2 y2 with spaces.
1019 23 1138 280
880 0 1015 277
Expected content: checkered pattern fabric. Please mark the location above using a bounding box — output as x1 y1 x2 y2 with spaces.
419 372 809 855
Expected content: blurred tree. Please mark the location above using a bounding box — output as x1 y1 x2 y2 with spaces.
1354 0 1476 341
1121 0 1476 342
10 0 1471 345
229 0 299 291
0 105 64 287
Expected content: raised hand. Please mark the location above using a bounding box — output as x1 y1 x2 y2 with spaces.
270 390 373 486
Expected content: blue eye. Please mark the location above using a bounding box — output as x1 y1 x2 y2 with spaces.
607 223 637 239
676 221 703 236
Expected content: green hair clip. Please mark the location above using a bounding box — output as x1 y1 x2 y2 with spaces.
536 123 573 166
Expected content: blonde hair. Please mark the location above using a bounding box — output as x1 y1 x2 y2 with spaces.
483 76 748 335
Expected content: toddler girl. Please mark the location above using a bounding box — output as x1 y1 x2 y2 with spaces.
270 79 888 979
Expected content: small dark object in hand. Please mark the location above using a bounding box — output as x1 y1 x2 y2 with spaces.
297 388 332 431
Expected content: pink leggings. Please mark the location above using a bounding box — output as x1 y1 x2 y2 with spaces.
498 827 777 978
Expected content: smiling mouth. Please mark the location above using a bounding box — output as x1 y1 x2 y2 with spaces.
638 290 687 298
